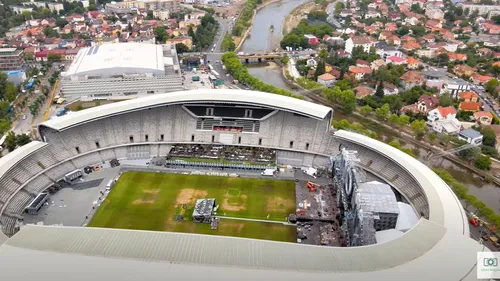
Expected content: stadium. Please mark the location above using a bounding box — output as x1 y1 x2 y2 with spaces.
0 89 486 280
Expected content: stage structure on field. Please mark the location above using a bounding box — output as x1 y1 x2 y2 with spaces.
192 198 216 223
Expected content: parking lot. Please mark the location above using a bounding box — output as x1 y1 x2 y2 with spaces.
183 69 227 90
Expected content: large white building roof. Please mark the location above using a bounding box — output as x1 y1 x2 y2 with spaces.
63 43 165 77
39 89 333 131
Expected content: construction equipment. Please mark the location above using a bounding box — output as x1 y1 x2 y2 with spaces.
306 181 322 192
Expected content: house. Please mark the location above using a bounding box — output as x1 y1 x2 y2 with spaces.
345 36 377 54
413 95 440 114
371 59 386 70
306 58 317 67
386 56 406 65
428 106 457 122
425 8 444 20
378 31 393 41
426 20 442 29
422 34 436 43
348 66 373 80
458 102 482 112
71 14 85 22
458 128 483 145
458 91 479 102
431 119 462 135
441 78 471 98
375 42 404 60
354 85 375 98
64 48 80 61
166 36 193 49
402 42 422 51
406 57 420 69
471 74 493 85
383 82 399 95
474 111 493 125
304 34 319 45
356 59 370 67
401 71 424 90
453 64 475 77
448 52 467 62
386 35 401 46
317 73 335 86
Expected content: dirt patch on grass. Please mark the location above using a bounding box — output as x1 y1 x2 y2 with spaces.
142 189 160 195
283 1 316 34
132 199 155 205
175 189 208 205
222 194 247 211
267 196 294 212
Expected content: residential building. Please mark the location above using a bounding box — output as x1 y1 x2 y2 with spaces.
370 59 386 70
474 111 493 125
401 71 424 90
356 59 370 67
375 42 404 61
10 5 33 14
0 48 25 71
458 128 483 145
431 119 462 135
386 56 406 65
458 91 479 102
441 78 470 98
304 34 319 45
105 2 133 14
425 7 444 20
423 70 447 89
354 85 375 98
348 66 373 80
153 10 170 20
317 73 335 86
406 57 420 70
457 3 500 18
458 102 482 112
345 36 377 54
428 106 457 122
167 36 193 49
471 74 493 85
383 83 398 95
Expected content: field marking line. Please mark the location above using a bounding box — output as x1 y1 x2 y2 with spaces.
217 215 294 226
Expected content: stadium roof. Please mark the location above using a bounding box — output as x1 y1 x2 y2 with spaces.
39 90 333 131
334 130 467 234
0 141 47 180
0 223 485 281
62 43 165 77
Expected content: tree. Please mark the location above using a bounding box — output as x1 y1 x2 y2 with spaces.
339 90 356 114
4 131 17 152
88 4 97 11
314 61 325 80
410 25 426 37
410 3 423 13
374 81 384 100
335 2 344 14
153 26 167 43
318 49 328 61
375 103 390 120
411 119 427 138
175 43 190 53
398 114 410 126
4 82 17 102
485 79 499 95
0 119 10 135
388 113 399 124
360 105 372 116
475 155 492 170
439 93 454 107
47 53 62 62
397 26 409 36
16 134 31 146
458 146 481 161
188 26 196 39
221 32 235 51
381 95 403 112
481 127 496 147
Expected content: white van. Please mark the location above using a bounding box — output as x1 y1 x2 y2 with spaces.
106 179 114 190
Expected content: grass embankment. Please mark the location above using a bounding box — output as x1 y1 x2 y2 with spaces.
89 172 296 242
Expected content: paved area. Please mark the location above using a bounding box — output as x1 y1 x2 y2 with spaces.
23 167 121 227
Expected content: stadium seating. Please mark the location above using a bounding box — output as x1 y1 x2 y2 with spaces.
0 215 18 236
6 190 33 214
45 161 78 181
71 152 103 168
24 175 53 195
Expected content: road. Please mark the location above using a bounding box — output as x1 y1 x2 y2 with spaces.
12 64 58 135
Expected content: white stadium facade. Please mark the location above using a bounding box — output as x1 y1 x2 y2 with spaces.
60 43 183 100
0 89 487 280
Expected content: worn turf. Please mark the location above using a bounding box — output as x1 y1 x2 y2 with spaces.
88 171 297 242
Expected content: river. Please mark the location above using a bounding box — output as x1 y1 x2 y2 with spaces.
241 0 309 53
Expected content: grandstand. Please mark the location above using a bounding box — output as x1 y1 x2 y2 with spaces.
0 89 485 280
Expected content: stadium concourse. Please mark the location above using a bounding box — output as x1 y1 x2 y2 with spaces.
0 89 486 280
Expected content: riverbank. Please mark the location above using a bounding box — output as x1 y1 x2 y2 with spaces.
282 1 315 35
234 0 281 51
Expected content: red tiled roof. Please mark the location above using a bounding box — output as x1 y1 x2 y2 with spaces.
387 56 406 63
459 91 479 100
458 102 482 111
474 111 493 119
318 73 335 81
437 106 457 117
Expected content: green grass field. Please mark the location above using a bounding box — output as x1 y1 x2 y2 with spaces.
88 172 297 242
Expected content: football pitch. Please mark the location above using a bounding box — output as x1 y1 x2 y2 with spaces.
88 172 297 242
